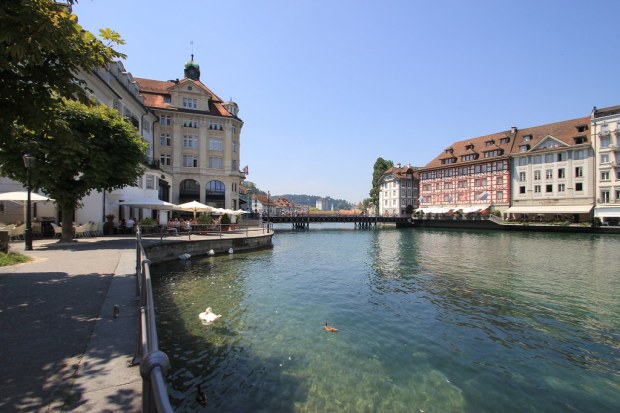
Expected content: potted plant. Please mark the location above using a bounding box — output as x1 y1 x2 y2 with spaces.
139 217 158 233
220 213 231 230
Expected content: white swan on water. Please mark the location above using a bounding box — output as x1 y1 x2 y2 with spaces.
199 307 221 324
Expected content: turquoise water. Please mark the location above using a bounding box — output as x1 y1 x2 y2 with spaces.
151 225 620 412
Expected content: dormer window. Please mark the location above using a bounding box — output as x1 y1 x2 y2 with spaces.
444 148 453 154
523 135 532 142
461 154 478 161
574 136 587 144
465 144 474 150
500 137 510 144
483 149 503 158
441 158 456 165
485 139 495 147
163 95 171 104
576 125 587 133
519 144 530 153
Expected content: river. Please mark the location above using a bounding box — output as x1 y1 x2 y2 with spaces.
151 224 620 412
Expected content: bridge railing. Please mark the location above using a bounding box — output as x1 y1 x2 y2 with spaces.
135 228 174 413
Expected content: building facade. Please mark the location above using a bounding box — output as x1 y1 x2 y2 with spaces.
506 117 595 221
379 164 419 216
418 129 516 215
592 105 620 224
136 58 245 210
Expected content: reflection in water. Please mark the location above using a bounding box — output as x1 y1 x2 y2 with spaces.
152 225 620 412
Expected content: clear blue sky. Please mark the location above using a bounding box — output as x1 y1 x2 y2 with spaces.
74 0 620 204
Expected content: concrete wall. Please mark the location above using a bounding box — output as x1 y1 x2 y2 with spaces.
144 233 273 264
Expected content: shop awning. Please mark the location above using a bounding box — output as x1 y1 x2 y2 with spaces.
594 207 620 218
505 205 593 214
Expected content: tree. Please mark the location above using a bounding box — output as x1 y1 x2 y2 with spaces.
0 100 148 242
369 157 394 210
0 0 125 142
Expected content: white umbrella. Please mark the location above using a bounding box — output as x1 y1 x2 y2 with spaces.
229 209 250 215
0 191 52 205
175 201 213 219
113 198 177 209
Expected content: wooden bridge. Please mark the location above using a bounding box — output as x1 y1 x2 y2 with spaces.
261 215 411 229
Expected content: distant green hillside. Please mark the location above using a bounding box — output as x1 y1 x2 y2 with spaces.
278 194 352 210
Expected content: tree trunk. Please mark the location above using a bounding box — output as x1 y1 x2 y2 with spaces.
60 208 74 243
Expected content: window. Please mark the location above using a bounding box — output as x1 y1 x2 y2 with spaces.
545 154 554 163
183 119 198 128
232 159 237 170
209 138 224 151
601 153 610 164
574 150 585 160
518 157 528 166
160 133 171 146
522 135 532 142
558 184 565 192
533 155 542 164
534 185 541 193
500 137 510 144
576 125 587 133
182 97 197 109
557 152 565 162
496 177 503 185
146 175 155 190
457 180 467 188
575 182 583 191
497 191 504 200
546 169 553 179
209 121 223 131
519 186 526 194
558 168 565 179
441 158 456 164
484 150 502 158
232 141 238 153
601 137 611 148
160 154 171 166
519 145 530 153
534 170 541 180
159 115 171 126
444 182 453 189
574 136 587 144
163 95 171 103
546 184 553 193
616 189 620 202
617 170 620 180
209 157 223 169
485 140 495 147
519 172 526 182
575 166 583 177
601 171 610 181
183 155 197 167
183 135 198 149
601 190 610 203
461 154 477 161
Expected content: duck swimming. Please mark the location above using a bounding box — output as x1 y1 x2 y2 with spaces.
199 307 222 324
323 321 338 332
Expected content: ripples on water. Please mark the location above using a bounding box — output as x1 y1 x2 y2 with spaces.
151 225 620 412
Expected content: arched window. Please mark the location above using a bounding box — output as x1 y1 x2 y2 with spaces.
179 179 200 202
205 180 225 208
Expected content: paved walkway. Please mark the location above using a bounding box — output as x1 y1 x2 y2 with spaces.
0 236 142 412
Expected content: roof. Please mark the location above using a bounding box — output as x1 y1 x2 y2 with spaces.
135 77 236 118
593 105 620 119
422 116 592 170
381 165 418 181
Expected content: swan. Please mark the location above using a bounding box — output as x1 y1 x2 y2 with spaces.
207 249 215 256
228 248 234 254
178 253 191 260
199 307 221 324
323 321 338 332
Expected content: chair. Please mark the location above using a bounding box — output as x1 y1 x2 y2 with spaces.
50 223 63 238
9 224 25 241
74 224 88 238
95 222 104 236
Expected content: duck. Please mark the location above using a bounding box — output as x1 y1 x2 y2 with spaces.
323 321 338 332
207 249 215 256
228 247 234 254
199 307 222 324
196 384 207 405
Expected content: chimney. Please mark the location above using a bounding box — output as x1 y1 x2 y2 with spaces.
511 126 517 134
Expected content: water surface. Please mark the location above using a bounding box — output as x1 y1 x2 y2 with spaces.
152 225 620 412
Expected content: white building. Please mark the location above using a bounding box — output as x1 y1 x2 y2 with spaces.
592 105 620 224
378 164 418 217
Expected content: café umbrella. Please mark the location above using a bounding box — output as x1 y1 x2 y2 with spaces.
175 201 213 219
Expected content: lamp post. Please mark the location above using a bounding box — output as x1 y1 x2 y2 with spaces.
23 152 35 251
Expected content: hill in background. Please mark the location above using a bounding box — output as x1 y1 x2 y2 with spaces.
278 194 353 211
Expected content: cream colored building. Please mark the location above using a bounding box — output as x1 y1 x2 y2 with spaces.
592 105 620 224
507 117 595 222
136 58 245 210
379 164 418 217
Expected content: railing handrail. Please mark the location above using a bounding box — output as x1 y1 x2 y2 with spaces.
135 228 174 413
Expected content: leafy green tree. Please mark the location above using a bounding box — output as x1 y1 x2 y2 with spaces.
0 100 148 242
0 0 125 141
369 157 394 210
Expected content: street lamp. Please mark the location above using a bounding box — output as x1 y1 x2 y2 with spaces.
23 152 35 251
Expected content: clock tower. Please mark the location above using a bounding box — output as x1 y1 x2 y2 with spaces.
184 54 200 81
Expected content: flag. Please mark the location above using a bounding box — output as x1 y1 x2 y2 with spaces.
243 165 249 176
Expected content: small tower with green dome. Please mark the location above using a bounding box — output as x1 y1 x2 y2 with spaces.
184 54 200 81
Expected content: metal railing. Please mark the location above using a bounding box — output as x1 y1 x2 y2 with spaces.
135 228 174 413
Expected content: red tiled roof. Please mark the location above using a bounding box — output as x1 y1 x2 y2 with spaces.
510 116 591 155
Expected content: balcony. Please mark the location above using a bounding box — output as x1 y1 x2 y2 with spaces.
143 157 161 169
